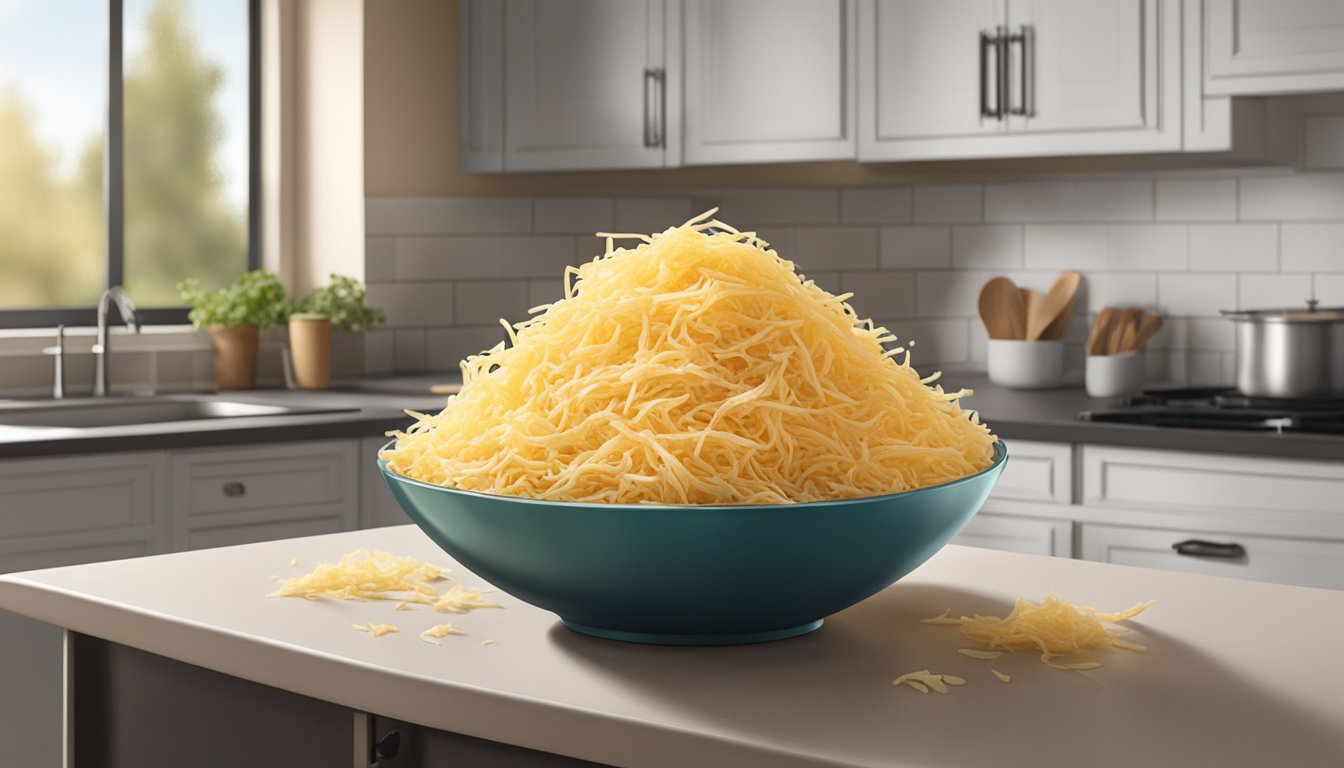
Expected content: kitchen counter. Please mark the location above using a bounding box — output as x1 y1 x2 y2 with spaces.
0 373 1340 463
2 525 1340 767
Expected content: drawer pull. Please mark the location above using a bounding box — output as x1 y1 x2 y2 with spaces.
1172 539 1246 559
222 481 246 498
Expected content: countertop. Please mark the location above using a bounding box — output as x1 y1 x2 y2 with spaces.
1 373 1340 462
1 526 1340 767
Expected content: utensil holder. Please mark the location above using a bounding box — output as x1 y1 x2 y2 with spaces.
1086 352 1146 399
987 339 1065 390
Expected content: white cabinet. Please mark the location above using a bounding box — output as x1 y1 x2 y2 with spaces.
858 0 1182 160
682 0 856 164
956 509 1074 556
1204 0 1344 95
955 440 1075 558
170 441 359 550
499 0 680 171
361 436 410 529
989 439 1072 504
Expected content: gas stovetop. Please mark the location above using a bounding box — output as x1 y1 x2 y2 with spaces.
1078 387 1344 434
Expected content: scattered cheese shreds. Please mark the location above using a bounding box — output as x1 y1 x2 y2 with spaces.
958 648 1003 660
353 623 398 637
992 669 1012 683
925 593 1156 670
892 669 961 695
268 548 449 604
394 602 412 611
480 640 497 646
290 556 300 567
420 623 466 645
434 584 501 613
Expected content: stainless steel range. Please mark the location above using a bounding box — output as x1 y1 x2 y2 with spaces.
1078 387 1344 434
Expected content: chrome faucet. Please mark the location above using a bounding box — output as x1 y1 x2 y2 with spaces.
93 286 142 397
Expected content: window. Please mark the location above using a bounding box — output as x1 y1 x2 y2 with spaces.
0 0 259 327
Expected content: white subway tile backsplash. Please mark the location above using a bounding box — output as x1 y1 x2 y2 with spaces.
1108 224 1187 271
366 197 531 236
614 198 695 234
1158 274 1237 317
1189 224 1277 272
528 277 563 309
425 327 509 372
1155 179 1237 221
367 282 455 328
1072 181 1153 222
1282 223 1344 272
1240 174 1344 221
1146 317 1234 352
1239 273 1313 310
715 189 840 226
913 185 981 223
952 226 1021 269
840 271 917 319
396 236 577 280
1315 274 1344 305
916 271 988 318
1024 225 1107 270
1304 116 1344 169
1186 351 1230 386
841 188 912 224
880 226 951 269
794 227 879 270
1084 273 1157 311
883 318 969 365
365 238 396 282
362 329 395 377
985 182 1075 222
804 271 844 296
455 280 531 326
533 198 614 234
394 329 427 372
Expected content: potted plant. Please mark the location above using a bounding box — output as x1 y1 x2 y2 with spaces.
290 274 385 389
178 271 292 391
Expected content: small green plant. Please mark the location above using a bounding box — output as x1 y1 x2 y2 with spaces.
178 270 292 329
296 274 386 334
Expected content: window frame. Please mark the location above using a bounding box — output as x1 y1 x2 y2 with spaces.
0 0 262 329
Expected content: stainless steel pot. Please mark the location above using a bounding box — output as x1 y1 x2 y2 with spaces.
1221 301 1344 399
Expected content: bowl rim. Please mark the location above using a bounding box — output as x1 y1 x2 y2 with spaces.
377 439 1007 511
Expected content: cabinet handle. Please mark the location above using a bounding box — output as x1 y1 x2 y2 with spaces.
1006 25 1034 117
375 729 401 761
643 67 665 148
222 481 246 498
979 30 999 119
1172 539 1246 559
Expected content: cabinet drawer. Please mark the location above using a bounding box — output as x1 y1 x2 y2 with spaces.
185 514 346 551
991 440 1072 504
0 452 164 542
1081 445 1344 518
1080 522 1344 591
172 441 356 517
954 512 1073 558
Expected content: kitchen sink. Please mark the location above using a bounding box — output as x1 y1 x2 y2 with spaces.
0 396 355 429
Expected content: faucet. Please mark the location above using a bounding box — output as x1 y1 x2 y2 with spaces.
93 286 142 397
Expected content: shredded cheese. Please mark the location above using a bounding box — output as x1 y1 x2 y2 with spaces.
420 623 466 645
433 584 501 614
992 669 1012 683
381 209 996 504
957 648 1002 660
269 549 449 604
892 669 964 694
353 623 398 637
927 593 1156 670
480 640 497 647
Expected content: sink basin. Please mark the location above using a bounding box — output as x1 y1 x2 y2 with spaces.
0 397 354 429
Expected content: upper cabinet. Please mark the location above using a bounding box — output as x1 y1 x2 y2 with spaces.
858 0 1181 161
1203 0 1344 95
682 0 856 164
461 0 680 172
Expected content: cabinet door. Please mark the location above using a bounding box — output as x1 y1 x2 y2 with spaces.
954 511 1073 557
1006 0 1152 134
504 0 676 171
859 0 1006 159
683 0 855 164
170 441 358 550
360 436 410 529
1205 0 1344 95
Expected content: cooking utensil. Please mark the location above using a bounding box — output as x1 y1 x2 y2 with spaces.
1134 314 1163 351
1021 288 1042 338
1107 308 1143 355
1088 308 1116 356
1028 271 1081 341
978 277 1026 340
1222 300 1344 399
380 442 1007 645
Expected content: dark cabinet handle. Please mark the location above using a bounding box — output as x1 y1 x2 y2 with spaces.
1172 539 1246 559
375 730 401 761
222 481 246 498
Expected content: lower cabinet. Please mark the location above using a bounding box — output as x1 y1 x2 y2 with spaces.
361 436 413 529
954 511 1074 558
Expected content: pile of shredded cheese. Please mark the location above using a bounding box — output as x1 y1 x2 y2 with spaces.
382 210 996 505
269 549 448 604
924 593 1157 670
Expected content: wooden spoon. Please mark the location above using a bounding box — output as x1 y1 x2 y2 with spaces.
1087 307 1116 356
1107 308 1143 355
1021 288 1043 338
978 277 1026 340
1133 313 1163 351
1027 271 1082 341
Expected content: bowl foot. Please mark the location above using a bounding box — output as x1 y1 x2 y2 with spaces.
560 619 823 646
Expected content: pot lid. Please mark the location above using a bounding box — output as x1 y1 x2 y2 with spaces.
1221 299 1344 322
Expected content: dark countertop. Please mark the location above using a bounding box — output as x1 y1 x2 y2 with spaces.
1 374 1339 463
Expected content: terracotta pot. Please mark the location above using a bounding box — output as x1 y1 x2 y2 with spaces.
288 316 332 390
207 325 260 391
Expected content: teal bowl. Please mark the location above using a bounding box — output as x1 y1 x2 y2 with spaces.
380 441 1006 646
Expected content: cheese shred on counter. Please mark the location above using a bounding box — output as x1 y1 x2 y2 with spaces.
269 549 449 604
382 210 996 504
924 593 1156 669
